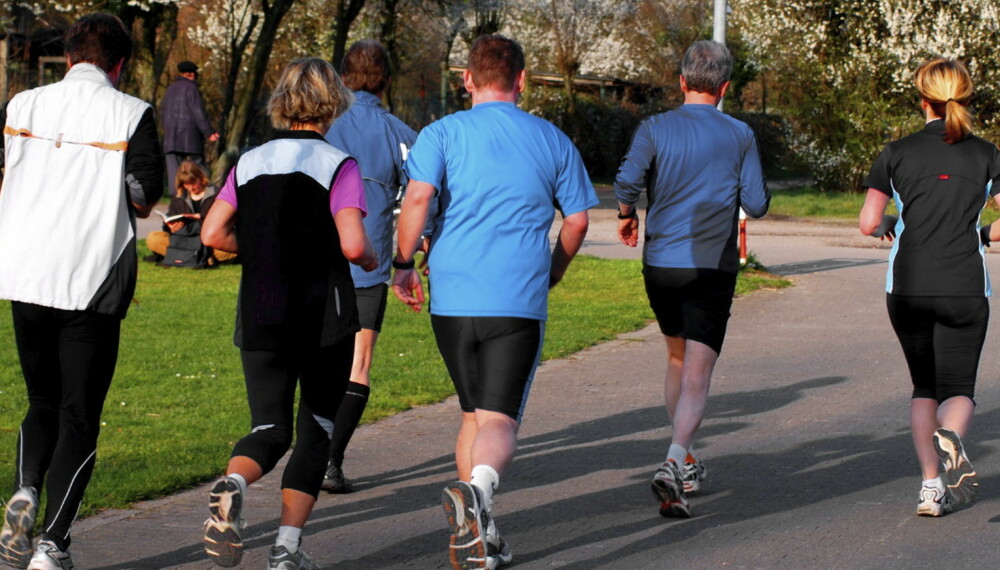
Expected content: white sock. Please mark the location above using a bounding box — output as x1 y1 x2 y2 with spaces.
667 443 687 466
470 465 500 511
275 525 302 553
227 473 248 497
922 477 943 488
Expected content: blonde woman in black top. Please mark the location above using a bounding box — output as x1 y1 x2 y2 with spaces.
860 58 1000 517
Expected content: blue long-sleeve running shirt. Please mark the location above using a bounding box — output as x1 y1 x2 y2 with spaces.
615 104 769 273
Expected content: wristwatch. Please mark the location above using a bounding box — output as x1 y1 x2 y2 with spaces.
617 208 637 220
392 258 415 270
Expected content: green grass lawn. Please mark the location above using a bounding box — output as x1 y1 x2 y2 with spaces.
0 249 788 517
769 185 1000 224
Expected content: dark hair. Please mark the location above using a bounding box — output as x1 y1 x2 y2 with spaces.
467 34 525 92
681 40 732 95
341 39 391 94
64 13 132 73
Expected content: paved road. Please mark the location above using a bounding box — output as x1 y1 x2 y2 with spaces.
81 207 1000 568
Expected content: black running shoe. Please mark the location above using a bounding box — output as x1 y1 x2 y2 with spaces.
0 487 38 569
204 476 245 567
442 481 488 569
320 462 353 494
933 427 978 506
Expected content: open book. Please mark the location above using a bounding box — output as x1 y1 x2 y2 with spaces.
156 210 188 224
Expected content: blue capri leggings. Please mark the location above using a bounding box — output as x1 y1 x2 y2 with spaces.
886 294 988 403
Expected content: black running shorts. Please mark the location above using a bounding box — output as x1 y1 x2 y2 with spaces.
430 315 543 421
886 294 988 402
356 283 389 332
643 265 738 355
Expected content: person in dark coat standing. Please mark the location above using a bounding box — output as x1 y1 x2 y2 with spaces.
161 60 218 192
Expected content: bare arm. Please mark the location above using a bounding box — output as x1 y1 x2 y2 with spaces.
392 180 435 312
334 207 377 270
859 188 891 236
200 199 238 253
550 210 589 288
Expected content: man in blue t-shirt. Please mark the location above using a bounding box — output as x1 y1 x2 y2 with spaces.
615 40 769 519
321 39 418 494
392 34 597 570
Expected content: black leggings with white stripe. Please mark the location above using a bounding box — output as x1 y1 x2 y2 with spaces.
10 302 121 550
232 338 352 497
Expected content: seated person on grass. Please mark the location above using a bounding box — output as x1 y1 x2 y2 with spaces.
145 160 236 265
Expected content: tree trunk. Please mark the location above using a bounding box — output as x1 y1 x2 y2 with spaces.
378 0 401 113
213 0 296 182
330 0 366 69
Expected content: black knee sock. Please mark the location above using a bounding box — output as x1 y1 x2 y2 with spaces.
328 381 370 466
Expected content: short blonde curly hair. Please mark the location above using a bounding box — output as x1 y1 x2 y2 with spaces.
268 57 354 131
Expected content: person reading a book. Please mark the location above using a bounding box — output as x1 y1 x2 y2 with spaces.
145 160 235 265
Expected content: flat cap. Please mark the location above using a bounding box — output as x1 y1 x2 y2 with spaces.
178 61 198 73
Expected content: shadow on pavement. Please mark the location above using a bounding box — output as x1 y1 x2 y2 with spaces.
769 258 885 276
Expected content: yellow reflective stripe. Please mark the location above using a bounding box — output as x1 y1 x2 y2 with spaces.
3 125 128 151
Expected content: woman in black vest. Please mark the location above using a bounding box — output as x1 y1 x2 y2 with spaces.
201 58 376 567
860 58 1000 517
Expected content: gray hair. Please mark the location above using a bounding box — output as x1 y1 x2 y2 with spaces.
681 40 732 95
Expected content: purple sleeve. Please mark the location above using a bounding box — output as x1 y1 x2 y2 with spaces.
217 167 238 209
330 159 367 218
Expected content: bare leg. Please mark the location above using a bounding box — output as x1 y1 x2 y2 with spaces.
279 489 315 528
910 398 939 480
350 328 379 387
456 412 478 481
669 339 718 450
937 395 974 436
226 455 263 485
664 336 685 420
470 410 519 475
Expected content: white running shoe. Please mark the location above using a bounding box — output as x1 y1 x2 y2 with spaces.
652 460 690 518
0 487 38 569
484 516 512 569
203 476 246 567
916 478 951 517
267 543 319 570
442 481 488 570
27 540 74 570
933 428 979 506
682 454 707 494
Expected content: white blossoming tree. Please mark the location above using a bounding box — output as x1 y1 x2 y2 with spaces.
733 0 1000 191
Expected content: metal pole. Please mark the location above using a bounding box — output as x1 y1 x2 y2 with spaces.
713 0 748 265
713 0 726 111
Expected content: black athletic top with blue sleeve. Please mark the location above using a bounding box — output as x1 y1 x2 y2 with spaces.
863 119 1000 297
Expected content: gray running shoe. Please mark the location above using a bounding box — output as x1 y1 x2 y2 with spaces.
267 544 318 570
652 460 690 518
933 427 978 506
442 481 488 569
26 540 74 570
916 478 952 517
682 455 707 494
0 487 38 569
203 476 245 567
484 516 512 569
320 461 353 494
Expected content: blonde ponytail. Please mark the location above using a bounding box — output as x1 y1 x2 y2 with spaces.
914 59 973 144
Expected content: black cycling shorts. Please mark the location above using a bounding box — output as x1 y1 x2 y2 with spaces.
886 294 988 402
643 265 738 355
431 315 543 421
356 283 389 332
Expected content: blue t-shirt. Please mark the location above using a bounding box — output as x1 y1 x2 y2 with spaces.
326 91 417 287
615 104 769 273
405 101 597 320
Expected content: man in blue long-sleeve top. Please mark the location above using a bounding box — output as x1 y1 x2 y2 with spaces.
614 39 769 520
322 39 418 493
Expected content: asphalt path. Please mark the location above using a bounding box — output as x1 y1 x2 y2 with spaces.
74 203 1000 568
